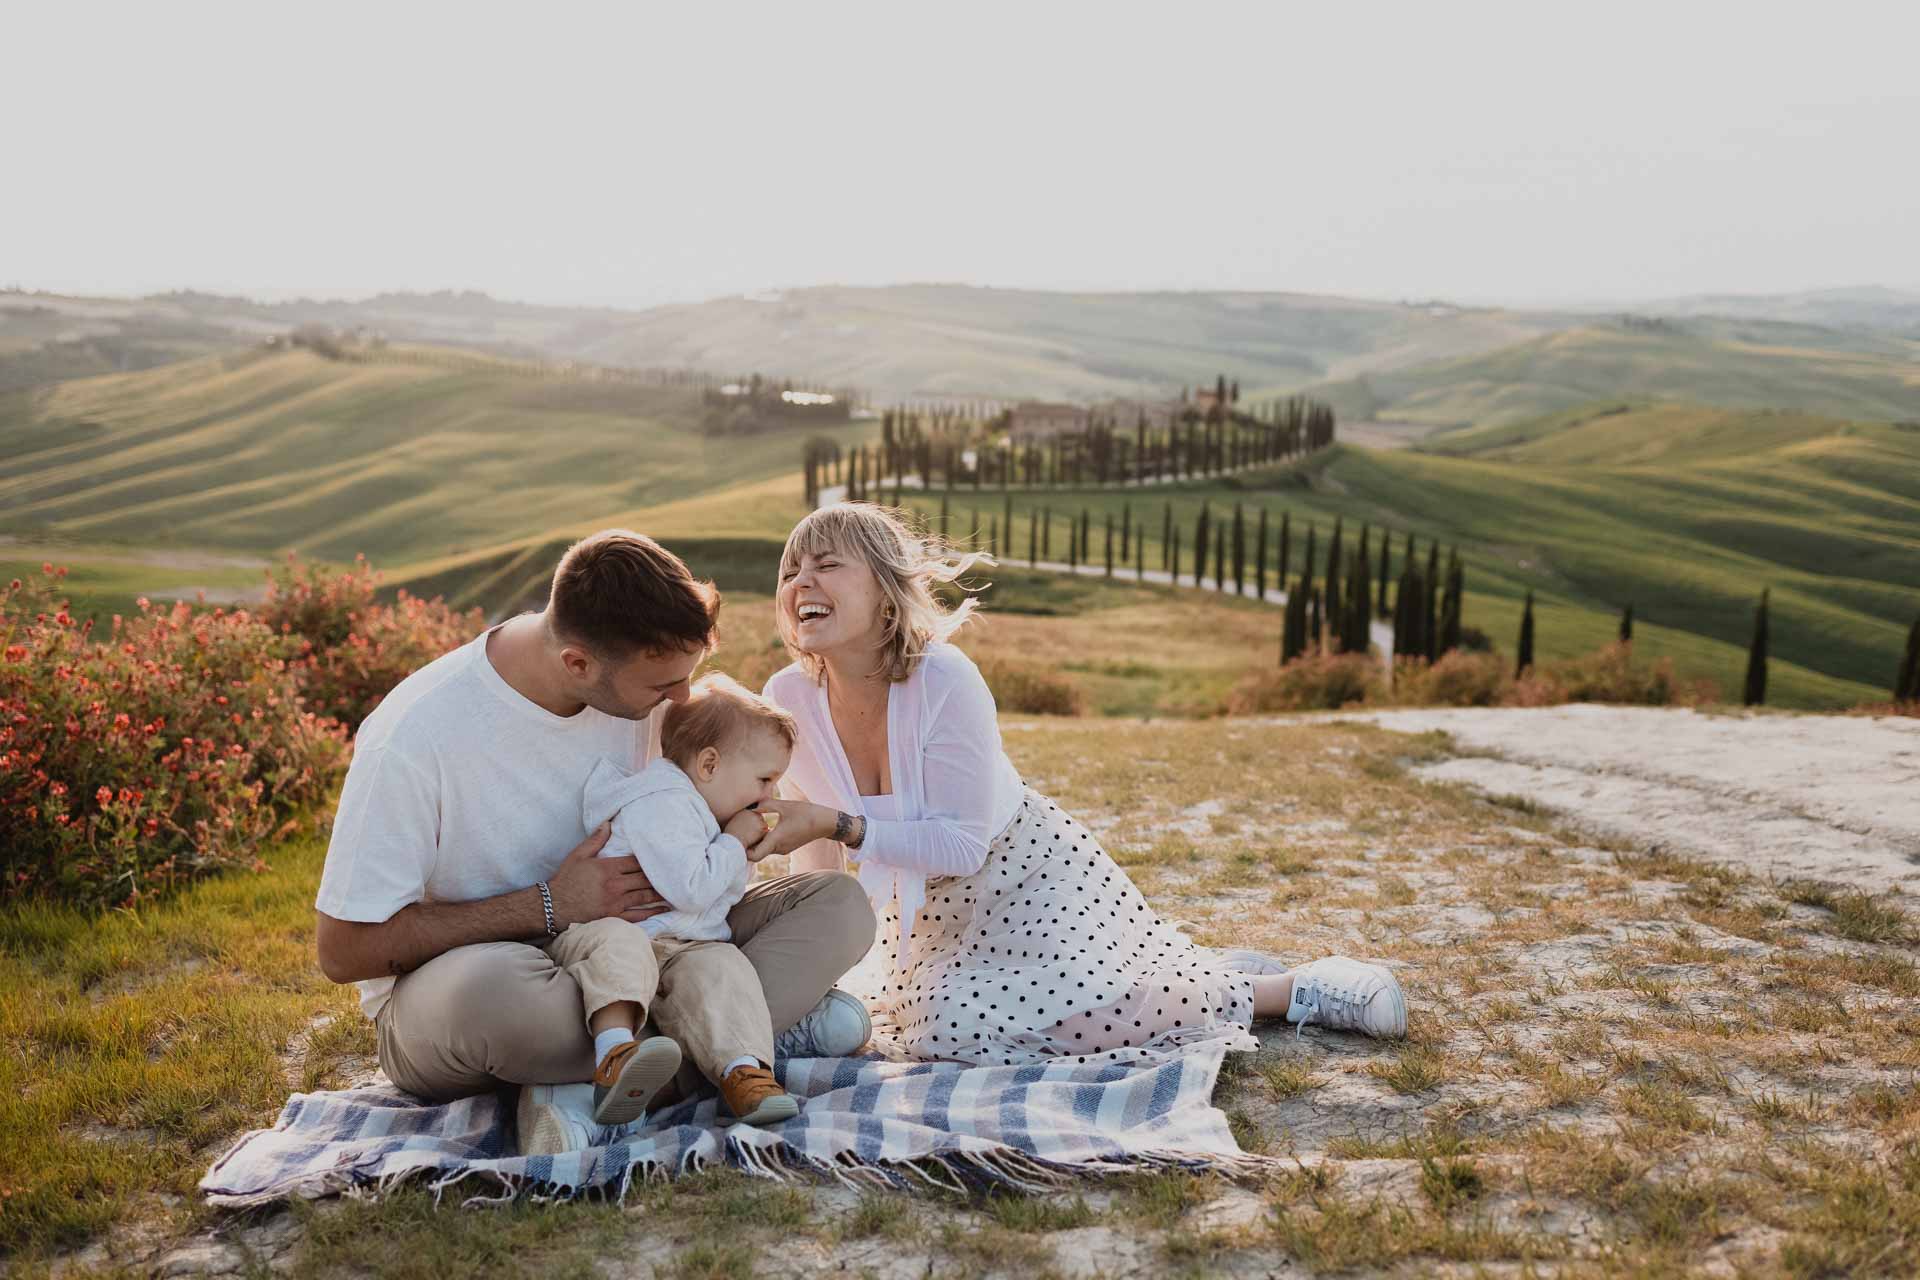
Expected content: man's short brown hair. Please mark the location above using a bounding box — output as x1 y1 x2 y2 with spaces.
548 530 720 660
661 673 797 769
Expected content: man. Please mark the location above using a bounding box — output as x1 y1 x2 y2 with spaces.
314 530 875 1151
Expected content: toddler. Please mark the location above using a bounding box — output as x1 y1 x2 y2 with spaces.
538 674 801 1145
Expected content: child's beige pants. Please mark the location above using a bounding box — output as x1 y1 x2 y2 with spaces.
374 870 873 1102
541 917 773 1083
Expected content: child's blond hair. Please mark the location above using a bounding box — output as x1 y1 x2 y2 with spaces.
661 672 797 769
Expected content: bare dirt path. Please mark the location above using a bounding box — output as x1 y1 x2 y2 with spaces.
1335 704 1920 893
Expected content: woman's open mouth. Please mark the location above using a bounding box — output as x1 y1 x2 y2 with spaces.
796 602 833 626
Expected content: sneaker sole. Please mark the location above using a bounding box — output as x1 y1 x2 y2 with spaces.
592 1038 684 1127
730 1093 800 1127
1367 966 1409 1039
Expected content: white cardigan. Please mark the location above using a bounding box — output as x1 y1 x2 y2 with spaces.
763 643 1024 966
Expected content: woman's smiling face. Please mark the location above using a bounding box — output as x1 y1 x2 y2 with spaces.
779 544 887 659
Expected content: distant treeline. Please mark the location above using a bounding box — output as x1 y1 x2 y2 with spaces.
804 393 1335 505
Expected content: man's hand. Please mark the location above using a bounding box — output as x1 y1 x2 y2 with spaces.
544 824 668 926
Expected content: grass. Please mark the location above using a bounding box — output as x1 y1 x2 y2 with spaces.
0 347 876 571
9 339 1914 713
5 685 1918 1275
1311 322 1920 429
889 408 1913 709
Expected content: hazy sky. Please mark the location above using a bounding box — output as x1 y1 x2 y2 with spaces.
7 1 1917 309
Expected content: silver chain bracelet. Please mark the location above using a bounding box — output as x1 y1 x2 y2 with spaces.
537 880 559 937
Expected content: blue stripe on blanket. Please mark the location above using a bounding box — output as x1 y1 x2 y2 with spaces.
201 1040 1269 1207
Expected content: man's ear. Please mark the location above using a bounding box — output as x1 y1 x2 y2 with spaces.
558 644 594 682
697 746 721 781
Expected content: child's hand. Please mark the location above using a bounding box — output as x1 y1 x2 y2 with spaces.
725 808 776 859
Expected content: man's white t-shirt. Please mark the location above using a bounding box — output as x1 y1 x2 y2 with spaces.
315 626 659 1020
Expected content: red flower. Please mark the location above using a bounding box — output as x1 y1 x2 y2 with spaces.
96 785 113 807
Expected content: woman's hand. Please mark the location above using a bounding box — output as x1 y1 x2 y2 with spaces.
752 798 842 858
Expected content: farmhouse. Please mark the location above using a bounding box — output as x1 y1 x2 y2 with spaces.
1091 398 1181 430
1008 401 1091 442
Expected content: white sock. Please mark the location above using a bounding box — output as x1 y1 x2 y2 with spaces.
721 1054 760 1077
593 1027 635 1063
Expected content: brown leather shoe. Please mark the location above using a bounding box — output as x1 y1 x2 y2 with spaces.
591 1035 682 1127
718 1063 799 1126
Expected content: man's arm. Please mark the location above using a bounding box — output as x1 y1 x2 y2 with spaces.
314 824 668 984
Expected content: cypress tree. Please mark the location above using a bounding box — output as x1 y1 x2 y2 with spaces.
1325 518 1344 627
1348 546 1372 654
1121 503 1132 561
1440 550 1463 655
1516 590 1536 678
1895 615 1920 703
1376 528 1390 618
1619 603 1634 645
1424 541 1441 663
1028 509 1038 568
1170 526 1181 583
1303 524 1317 605
1194 503 1210 587
1282 579 1307 663
1392 563 1418 662
1161 503 1174 572
1308 587 1323 654
1743 588 1769 707
1137 525 1146 581
1041 507 1052 560
1081 510 1091 566
1232 504 1246 594
1255 508 1268 598
1279 511 1292 588
1104 514 1114 578
1068 511 1079 570
1214 523 1227 591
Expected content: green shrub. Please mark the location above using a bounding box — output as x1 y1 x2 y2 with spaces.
1389 650 1508 706
1228 653 1382 712
977 658 1088 716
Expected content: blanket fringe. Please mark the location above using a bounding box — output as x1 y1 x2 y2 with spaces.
207 1139 1284 1211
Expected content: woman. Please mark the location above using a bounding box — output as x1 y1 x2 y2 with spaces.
754 503 1406 1068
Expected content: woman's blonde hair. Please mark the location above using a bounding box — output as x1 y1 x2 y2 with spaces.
776 503 991 683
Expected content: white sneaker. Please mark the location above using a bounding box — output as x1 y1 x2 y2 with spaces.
773 989 872 1059
516 1081 601 1156
1286 956 1408 1039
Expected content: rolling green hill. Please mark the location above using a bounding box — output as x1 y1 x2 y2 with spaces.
858 405 1917 709
554 285 1575 404
0 347 871 566
6 344 1913 713
1311 323 1920 430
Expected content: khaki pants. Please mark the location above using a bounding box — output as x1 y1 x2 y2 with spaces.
541 920 772 1083
376 870 874 1103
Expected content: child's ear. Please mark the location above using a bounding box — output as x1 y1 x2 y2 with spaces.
697 746 720 781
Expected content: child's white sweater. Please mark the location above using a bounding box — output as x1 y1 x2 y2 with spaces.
581 757 748 941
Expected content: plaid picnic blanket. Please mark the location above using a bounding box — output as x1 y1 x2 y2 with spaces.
200 1041 1270 1207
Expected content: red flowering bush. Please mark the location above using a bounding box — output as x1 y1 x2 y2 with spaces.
260 555 485 731
1 568 349 909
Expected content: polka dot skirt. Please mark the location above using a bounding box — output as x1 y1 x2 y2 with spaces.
867 787 1257 1069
